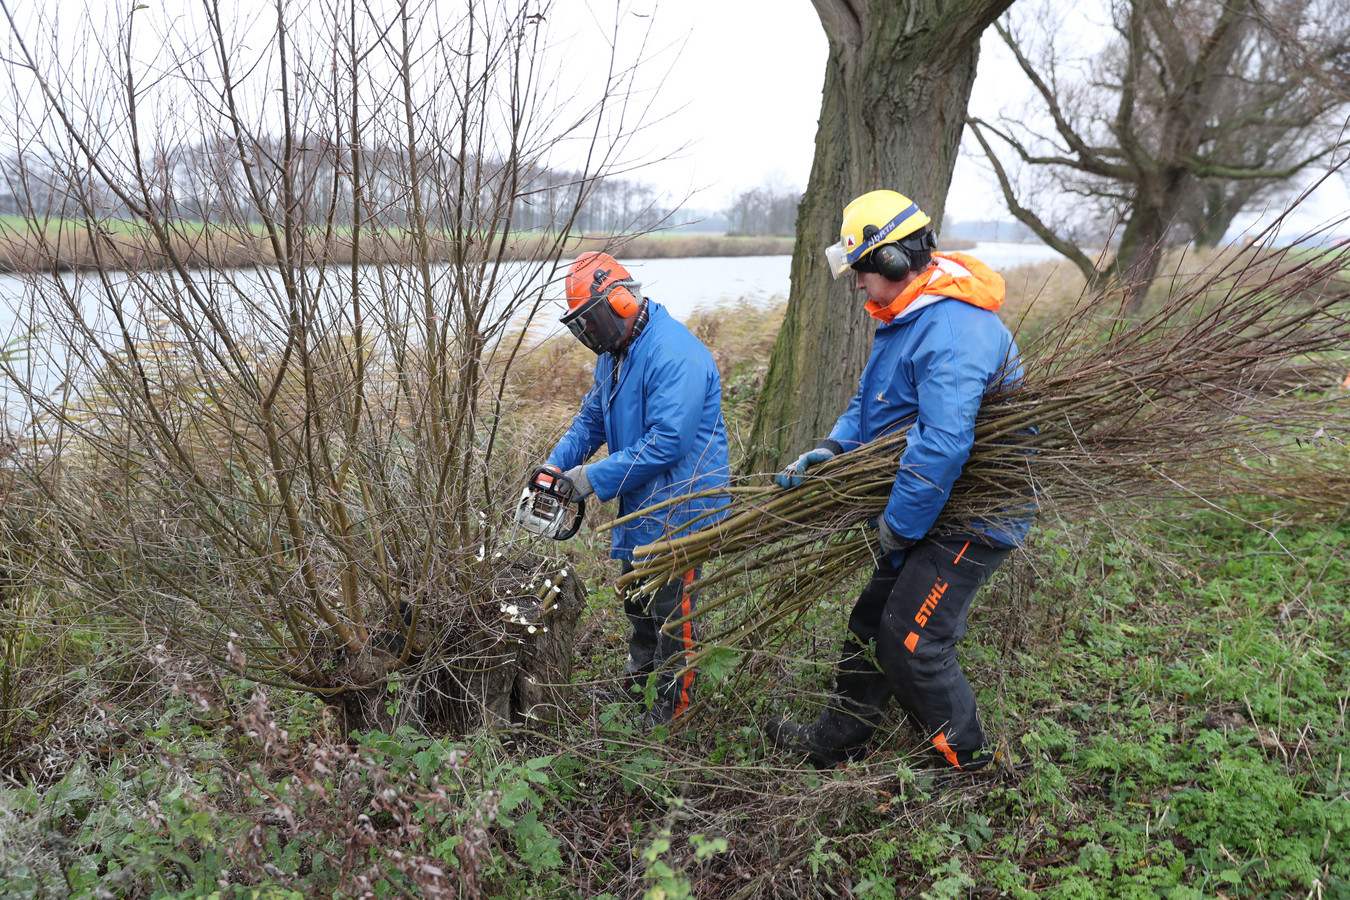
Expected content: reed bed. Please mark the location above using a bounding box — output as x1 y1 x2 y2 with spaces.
0 221 793 273
615 240 1350 680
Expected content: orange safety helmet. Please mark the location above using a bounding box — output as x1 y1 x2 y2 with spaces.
561 252 644 354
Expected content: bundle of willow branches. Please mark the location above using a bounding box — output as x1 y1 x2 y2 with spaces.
614 241 1350 657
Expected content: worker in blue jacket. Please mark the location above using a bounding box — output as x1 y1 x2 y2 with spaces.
543 252 730 727
766 190 1032 771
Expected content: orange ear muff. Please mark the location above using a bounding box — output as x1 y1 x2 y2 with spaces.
606 283 639 317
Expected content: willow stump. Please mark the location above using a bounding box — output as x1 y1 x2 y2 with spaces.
334 553 587 736
467 553 587 729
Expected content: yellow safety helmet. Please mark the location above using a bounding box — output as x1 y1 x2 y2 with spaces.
824 190 932 280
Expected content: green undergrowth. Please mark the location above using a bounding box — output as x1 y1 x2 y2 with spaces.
1 278 1347 896
951 506 1350 899
2 504 1347 897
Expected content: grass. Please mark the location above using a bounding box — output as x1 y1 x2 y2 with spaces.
2 255 1349 897
0 214 795 273
5 503 1345 897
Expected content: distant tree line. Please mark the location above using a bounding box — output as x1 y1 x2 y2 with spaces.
724 183 802 236
0 141 672 236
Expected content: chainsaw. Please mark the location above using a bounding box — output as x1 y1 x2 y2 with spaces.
513 465 586 540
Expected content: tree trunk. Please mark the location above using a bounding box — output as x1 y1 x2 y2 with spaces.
1192 181 1235 247
1191 179 1265 248
746 0 1015 472
1110 177 1171 315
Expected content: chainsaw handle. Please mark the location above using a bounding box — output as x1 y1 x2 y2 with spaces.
529 464 571 496
525 465 586 540
555 497 585 541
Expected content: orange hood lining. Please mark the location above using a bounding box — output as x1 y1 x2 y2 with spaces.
864 252 1006 324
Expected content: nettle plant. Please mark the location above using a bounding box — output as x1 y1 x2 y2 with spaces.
0 0 670 732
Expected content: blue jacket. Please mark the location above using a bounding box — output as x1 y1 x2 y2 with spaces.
828 257 1031 547
548 302 730 560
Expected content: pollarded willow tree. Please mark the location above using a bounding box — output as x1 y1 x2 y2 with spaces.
747 0 1018 472
0 0 666 733
968 0 1350 311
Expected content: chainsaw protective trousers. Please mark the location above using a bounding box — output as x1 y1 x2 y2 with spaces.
815 537 1011 769
619 563 699 717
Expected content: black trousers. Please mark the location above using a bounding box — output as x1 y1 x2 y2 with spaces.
821 537 1012 769
619 562 698 715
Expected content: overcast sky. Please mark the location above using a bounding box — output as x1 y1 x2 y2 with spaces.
564 0 1349 236
10 0 1346 236
582 0 829 211
548 0 1055 215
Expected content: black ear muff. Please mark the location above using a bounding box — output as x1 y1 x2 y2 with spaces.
871 243 913 282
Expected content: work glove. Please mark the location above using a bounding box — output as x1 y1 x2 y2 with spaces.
775 447 836 489
564 464 594 501
873 515 917 555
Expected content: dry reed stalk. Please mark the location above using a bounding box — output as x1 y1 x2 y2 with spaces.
615 238 1350 670
0 225 793 274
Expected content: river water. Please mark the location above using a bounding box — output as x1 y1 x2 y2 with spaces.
560 239 1068 331
0 240 1067 408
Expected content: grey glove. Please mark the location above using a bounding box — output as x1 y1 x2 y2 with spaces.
877 516 917 555
775 446 837 488
564 464 594 501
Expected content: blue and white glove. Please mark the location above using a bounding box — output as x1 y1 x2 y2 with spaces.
775 446 837 489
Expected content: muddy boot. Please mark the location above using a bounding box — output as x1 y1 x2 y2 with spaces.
764 717 858 768
621 658 653 704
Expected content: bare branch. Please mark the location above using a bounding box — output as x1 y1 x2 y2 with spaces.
968 117 1105 282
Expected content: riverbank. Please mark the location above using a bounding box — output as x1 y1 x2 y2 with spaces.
0 222 797 273
0 219 976 272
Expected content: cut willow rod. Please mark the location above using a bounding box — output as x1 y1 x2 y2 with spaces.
659 540 878 692
687 546 878 652
619 522 864 598
620 509 865 591
617 245 1350 601
621 513 874 594
644 528 878 620
598 484 770 532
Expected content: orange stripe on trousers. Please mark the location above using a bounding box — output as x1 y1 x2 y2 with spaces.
675 569 696 717
932 731 962 769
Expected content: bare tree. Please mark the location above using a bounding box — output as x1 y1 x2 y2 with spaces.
725 180 802 236
0 0 665 733
747 0 1017 470
969 0 1350 310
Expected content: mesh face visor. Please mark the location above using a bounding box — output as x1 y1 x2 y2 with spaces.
559 278 641 355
